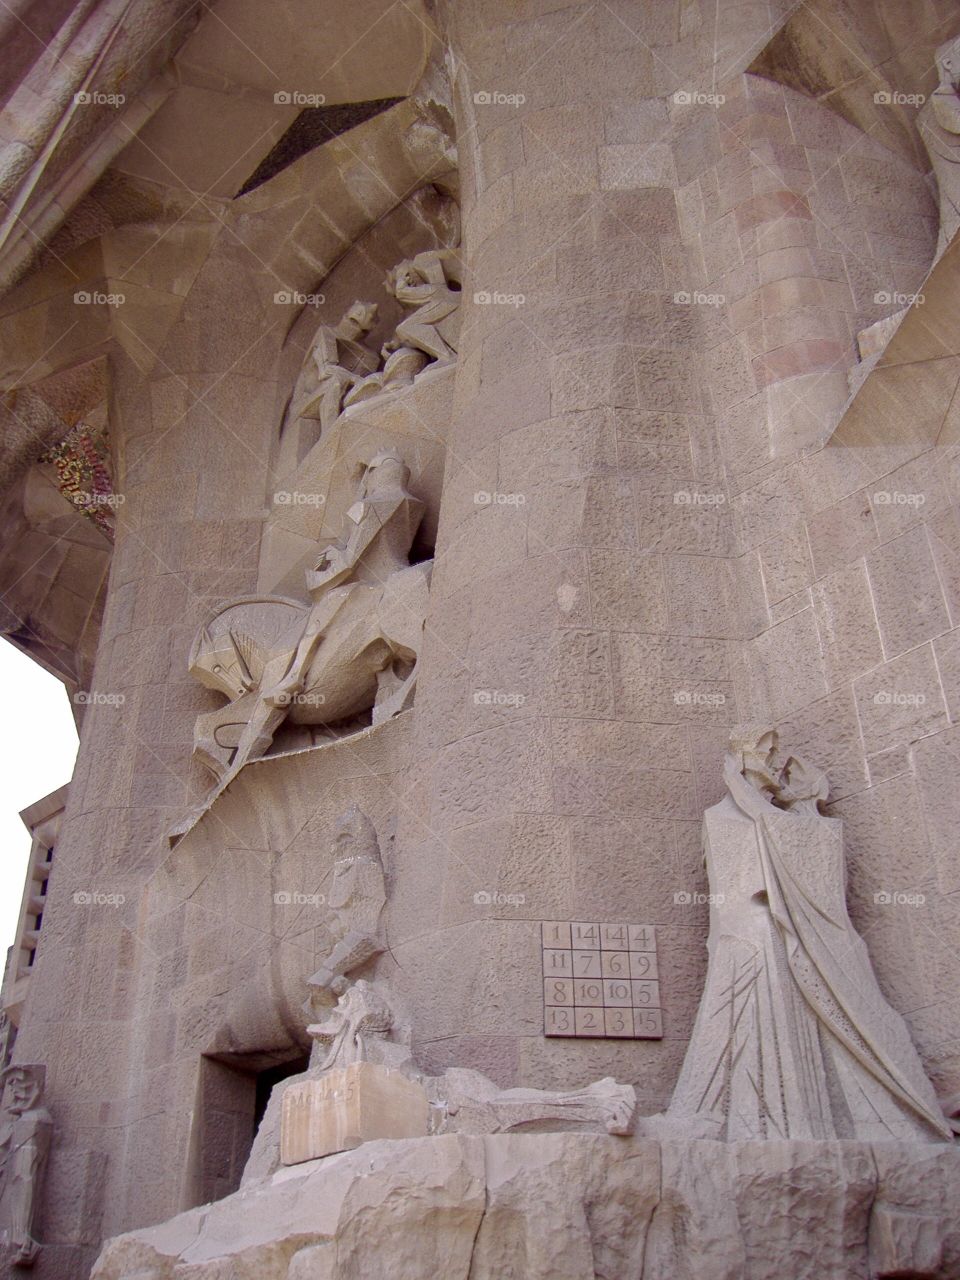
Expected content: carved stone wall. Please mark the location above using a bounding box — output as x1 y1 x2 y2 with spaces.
1 1 959 1276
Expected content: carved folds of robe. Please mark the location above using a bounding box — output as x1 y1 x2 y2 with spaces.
668 785 952 1143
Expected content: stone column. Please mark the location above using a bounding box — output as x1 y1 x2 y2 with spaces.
11 234 279 1274
390 0 753 1098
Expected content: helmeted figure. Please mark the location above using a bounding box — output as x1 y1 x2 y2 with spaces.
175 453 431 837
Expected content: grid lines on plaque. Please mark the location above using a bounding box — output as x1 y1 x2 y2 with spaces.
541 921 663 1039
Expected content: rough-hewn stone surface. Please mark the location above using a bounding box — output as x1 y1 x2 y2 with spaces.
91 1134 960 1280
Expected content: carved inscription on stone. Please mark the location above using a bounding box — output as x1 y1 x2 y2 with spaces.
281 1062 429 1165
541 922 663 1039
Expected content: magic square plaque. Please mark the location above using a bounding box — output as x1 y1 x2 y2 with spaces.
541 921 663 1039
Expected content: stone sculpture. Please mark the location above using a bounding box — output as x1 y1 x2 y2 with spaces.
287 302 381 438
921 34 960 260
382 249 462 366
437 1072 636 1138
306 981 635 1137
665 726 953 1142
245 975 636 1183
336 248 462 410
304 806 387 1015
283 250 461 442
341 344 430 409
306 981 400 1073
0 1066 52 1268
931 35 960 138
182 453 431 811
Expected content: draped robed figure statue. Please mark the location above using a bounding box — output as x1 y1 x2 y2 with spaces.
664 727 953 1143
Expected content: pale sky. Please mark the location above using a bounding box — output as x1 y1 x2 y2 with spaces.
0 641 78 958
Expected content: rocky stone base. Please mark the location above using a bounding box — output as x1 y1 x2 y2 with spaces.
91 1134 960 1280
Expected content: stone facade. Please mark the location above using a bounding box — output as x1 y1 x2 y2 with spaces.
1 1 960 1276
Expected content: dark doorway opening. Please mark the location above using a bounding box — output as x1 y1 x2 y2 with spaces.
254 1056 308 1134
190 1051 309 1207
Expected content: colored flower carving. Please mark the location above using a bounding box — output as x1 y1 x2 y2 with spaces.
40 422 115 539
